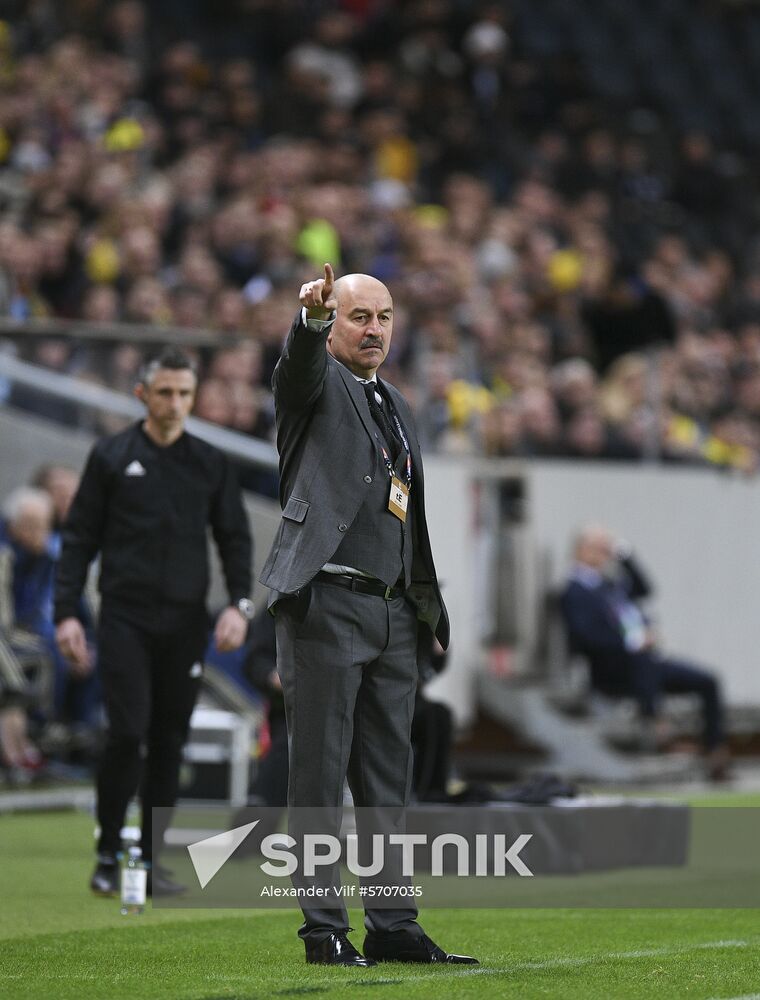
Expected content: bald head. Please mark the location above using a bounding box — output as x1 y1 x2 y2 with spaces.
333 272 392 305
573 523 614 570
327 272 394 378
4 487 53 555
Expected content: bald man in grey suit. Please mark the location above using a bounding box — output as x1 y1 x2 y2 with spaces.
260 265 476 968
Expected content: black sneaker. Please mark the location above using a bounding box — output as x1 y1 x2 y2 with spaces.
90 856 119 897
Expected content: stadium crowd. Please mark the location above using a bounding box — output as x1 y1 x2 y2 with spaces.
2 0 760 473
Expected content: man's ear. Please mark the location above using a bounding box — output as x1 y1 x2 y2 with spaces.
134 383 146 402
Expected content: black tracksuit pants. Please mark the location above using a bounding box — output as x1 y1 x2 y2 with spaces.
95 601 207 862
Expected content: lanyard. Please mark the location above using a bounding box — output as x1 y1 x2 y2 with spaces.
389 404 410 454
365 380 413 490
380 444 412 490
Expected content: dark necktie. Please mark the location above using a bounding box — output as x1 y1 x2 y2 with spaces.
363 381 403 463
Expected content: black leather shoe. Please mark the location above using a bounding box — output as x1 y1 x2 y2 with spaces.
90 858 119 897
364 931 478 965
306 932 377 967
147 866 187 897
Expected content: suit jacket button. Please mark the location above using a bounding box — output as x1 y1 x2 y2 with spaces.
338 523 348 532
363 475 372 484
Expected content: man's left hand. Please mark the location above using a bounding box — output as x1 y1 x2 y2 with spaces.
214 606 249 652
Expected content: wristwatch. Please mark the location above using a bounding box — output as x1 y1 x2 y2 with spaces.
236 598 255 621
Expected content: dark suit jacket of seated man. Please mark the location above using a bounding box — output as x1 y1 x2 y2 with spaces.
560 523 728 777
259 264 476 968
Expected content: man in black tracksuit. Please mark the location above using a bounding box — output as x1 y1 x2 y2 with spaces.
54 347 254 896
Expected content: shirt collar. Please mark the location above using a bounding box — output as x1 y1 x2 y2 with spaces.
332 356 377 384
570 563 604 588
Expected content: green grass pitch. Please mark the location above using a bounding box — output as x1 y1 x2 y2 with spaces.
2 807 759 1000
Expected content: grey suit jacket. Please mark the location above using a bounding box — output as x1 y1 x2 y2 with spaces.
260 313 450 648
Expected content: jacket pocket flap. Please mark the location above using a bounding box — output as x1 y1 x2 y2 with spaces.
282 496 310 523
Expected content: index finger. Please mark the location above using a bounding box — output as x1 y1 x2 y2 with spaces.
323 262 334 290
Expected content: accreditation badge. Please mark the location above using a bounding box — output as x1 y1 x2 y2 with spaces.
388 476 409 522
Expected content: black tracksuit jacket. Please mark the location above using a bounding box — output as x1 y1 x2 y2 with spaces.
54 422 252 621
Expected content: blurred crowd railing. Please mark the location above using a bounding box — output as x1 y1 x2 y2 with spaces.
0 349 279 473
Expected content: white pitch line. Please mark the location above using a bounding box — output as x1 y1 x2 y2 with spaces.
508 938 749 973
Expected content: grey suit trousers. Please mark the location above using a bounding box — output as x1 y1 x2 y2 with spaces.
275 578 423 944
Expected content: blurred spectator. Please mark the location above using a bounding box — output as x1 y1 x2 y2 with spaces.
31 464 103 745
517 387 562 457
581 267 676 373
194 376 232 425
32 464 79 531
551 359 598 420
562 405 638 461
0 487 58 722
481 400 522 457
599 354 649 430
0 486 98 736
561 525 730 780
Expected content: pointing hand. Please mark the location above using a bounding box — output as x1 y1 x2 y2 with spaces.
299 263 337 320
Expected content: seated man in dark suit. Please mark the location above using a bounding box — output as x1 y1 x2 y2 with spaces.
560 524 729 779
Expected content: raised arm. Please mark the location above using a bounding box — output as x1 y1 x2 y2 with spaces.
273 263 338 411
617 548 653 600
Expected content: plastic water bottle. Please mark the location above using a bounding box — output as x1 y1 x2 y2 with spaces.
120 845 147 915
